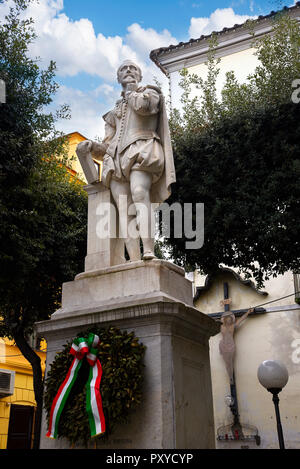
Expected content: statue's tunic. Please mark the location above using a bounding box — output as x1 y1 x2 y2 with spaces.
101 85 176 204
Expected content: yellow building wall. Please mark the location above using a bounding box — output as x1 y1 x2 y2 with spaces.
64 132 87 182
64 132 102 183
0 339 46 449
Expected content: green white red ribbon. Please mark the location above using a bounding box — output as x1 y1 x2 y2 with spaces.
46 333 106 439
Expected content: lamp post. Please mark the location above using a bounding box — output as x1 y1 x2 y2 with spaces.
257 360 289 449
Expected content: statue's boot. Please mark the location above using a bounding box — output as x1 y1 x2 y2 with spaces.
142 237 156 260
125 237 141 261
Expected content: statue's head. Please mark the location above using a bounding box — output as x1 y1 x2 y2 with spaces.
221 311 235 325
117 60 142 86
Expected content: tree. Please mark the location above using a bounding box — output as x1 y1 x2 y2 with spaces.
167 11 300 288
0 0 87 448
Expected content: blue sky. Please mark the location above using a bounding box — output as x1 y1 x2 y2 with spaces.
61 0 274 39
0 0 292 138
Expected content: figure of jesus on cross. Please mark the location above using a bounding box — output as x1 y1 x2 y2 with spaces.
219 298 254 384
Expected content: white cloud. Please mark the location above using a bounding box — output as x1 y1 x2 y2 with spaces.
126 23 176 58
1 1 259 139
23 1 137 81
0 0 173 136
94 84 114 98
0 0 14 22
125 22 176 87
14 0 174 85
189 7 256 38
52 84 121 140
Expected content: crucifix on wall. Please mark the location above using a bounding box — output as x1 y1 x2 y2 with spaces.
219 296 253 385
219 282 254 434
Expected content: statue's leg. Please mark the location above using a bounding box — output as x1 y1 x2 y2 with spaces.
130 171 155 260
110 179 141 261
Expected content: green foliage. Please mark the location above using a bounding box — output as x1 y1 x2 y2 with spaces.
251 13 300 102
168 102 300 287
0 158 88 337
0 0 87 447
0 0 70 182
168 12 300 287
0 0 87 338
44 326 146 447
171 13 300 130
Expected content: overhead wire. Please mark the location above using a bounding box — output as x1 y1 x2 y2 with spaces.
253 291 300 309
0 291 300 358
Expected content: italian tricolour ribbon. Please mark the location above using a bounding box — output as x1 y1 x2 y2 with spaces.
46 333 106 439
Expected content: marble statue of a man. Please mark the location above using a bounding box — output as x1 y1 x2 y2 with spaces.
76 60 175 262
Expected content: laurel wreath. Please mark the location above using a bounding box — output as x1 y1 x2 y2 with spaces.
43 325 146 446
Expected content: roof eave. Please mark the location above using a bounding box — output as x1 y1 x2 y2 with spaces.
150 3 300 72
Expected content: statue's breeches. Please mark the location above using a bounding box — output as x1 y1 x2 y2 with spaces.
102 138 164 187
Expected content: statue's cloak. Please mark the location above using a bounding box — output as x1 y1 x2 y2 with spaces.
149 85 176 205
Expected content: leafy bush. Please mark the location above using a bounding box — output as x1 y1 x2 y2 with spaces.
44 326 146 447
167 12 300 287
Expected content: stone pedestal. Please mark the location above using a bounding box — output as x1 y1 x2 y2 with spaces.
36 260 219 449
84 183 125 270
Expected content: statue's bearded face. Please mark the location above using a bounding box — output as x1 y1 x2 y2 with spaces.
117 61 142 86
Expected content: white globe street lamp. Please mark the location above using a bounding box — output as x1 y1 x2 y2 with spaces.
257 360 289 449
